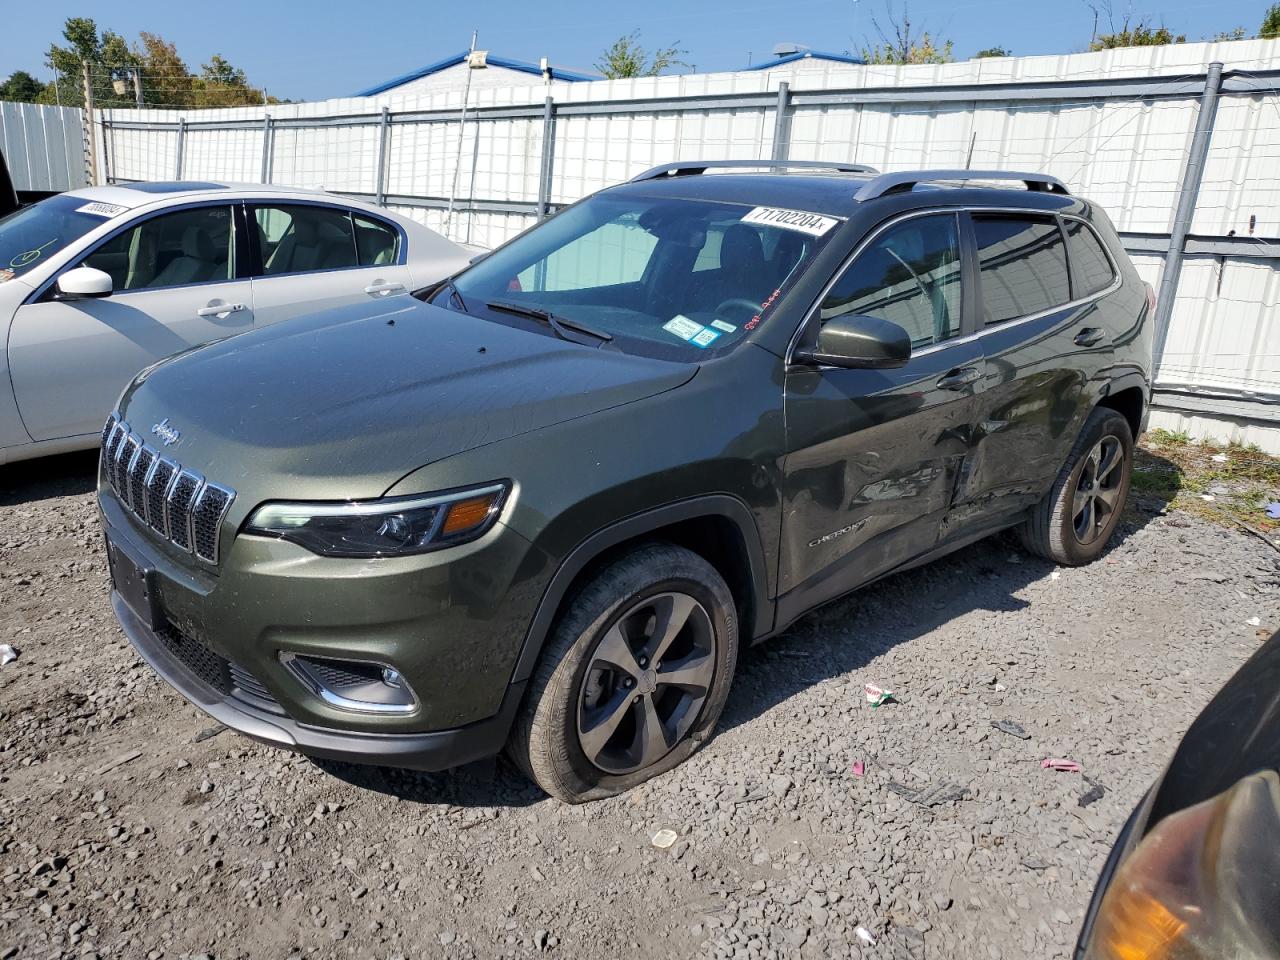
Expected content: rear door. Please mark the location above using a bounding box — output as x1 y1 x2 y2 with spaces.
945 212 1119 534
247 202 412 327
778 211 986 621
8 202 253 441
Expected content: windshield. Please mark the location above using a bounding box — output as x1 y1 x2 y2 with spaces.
439 192 843 361
0 194 122 285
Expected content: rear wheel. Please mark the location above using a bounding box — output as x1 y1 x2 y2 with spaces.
1018 406 1133 566
508 543 737 803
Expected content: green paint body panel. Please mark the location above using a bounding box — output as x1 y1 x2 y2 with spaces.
101 174 1153 770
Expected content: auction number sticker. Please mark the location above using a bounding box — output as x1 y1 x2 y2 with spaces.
75 201 128 218
740 206 843 237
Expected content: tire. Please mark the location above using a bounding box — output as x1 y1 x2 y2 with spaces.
1017 406 1134 566
507 542 738 803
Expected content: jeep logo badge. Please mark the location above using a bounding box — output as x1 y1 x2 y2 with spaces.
151 418 181 446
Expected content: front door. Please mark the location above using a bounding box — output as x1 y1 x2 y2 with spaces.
778 211 985 622
8 203 253 441
247 203 413 327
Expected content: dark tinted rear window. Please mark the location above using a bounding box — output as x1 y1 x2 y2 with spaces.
973 215 1071 324
1064 219 1116 298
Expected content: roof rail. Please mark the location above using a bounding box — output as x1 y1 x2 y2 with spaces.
852 169 1069 202
630 159 880 183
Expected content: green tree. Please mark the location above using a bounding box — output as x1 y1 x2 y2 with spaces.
1210 27 1247 41
859 3 955 65
136 32 196 108
595 32 689 78
194 54 266 106
1263 3 1280 39
975 46 1011 58
1 70 47 103
44 16 140 109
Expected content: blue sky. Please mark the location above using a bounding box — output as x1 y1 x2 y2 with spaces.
0 0 1268 101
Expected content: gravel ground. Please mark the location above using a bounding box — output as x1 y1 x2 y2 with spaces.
2 447 1278 960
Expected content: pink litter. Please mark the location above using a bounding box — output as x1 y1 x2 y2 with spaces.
1042 758 1082 773
852 761 865 777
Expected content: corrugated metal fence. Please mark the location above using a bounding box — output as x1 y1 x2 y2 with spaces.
0 101 88 194
96 39 1280 447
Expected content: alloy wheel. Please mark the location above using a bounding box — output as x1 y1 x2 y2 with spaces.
576 591 717 775
1072 435 1125 545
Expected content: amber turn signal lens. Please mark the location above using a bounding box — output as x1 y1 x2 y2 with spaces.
441 493 499 536
1091 886 1187 960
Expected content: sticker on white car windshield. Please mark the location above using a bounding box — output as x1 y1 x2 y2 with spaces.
663 315 722 349
75 201 128 218
740 206 842 237
710 319 737 333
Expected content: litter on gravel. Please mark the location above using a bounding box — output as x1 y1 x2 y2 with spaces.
991 719 1031 740
1266 502 1280 520
864 683 896 707
0 644 17 667
854 926 877 947
651 829 679 850
887 780 972 806
852 761 866 777
1078 777 1106 808
1042 758 1082 773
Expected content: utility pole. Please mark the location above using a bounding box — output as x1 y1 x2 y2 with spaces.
132 68 143 108
443 29 479 236
82 60 99 185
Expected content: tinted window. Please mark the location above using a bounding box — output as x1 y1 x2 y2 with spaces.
516 216 658 292
819 213 962 347
83 205 233 290
354 214 399 266
1064 219 1115 298
973 215 1070 323
255 205 358 276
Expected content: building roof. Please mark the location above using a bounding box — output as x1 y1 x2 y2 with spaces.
355 52 599 97
740 50 866 70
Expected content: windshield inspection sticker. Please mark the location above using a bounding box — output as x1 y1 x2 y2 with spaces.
663 315 722 349
75 201 128 218
741 206 843 237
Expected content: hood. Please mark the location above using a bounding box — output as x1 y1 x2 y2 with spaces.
118 298 696 504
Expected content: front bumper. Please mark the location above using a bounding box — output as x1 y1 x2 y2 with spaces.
113 590 525 770
101 483 553 768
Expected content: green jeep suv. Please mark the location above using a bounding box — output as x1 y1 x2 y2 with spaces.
100 161 1152 802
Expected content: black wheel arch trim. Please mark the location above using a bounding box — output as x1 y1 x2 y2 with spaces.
509 495 774 686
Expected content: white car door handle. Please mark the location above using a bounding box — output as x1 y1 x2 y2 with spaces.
196 302 247 318
364 282 406 297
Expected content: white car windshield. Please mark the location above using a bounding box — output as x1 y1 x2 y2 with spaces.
0 194 118 284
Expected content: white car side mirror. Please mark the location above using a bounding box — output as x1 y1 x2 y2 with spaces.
57 266 114 300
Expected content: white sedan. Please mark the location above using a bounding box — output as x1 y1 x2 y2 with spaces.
0 181 474 465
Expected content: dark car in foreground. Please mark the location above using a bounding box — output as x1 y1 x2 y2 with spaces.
1076 630 1280 959
99 160 1153 802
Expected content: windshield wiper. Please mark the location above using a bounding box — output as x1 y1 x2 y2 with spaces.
485 300 614 346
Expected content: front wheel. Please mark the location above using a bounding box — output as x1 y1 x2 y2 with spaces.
507 543 738 803
1018 406 1134 566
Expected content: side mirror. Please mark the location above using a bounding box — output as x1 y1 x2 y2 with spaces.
794 314 911 369
57 266 114 300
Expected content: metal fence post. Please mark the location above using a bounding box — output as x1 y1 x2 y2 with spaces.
1152 61 1224 374
537 96 556 220
771 81 791 161
260 114 273 184
174 118 186 179
375 106 390 206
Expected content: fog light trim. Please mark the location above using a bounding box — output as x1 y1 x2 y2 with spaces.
280 653 419 716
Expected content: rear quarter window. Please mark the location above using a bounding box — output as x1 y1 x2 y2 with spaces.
972 215 1071 324
1064 219 1117 298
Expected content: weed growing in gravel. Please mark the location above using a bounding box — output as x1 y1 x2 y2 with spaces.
1134 433 1280 535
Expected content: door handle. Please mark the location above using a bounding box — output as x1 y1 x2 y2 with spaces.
1074 327 1106 347
936 366 982 391
364 281 406 297
196 302 247 318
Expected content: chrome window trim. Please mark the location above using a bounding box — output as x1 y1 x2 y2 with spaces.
1059 213 1121 298
191 482 237 564
786 205 1124 366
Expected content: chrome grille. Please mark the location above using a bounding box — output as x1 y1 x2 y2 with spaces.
101 413 236 564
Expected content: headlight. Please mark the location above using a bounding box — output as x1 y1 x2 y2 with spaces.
1084 769 1280 960
244 482 507 558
